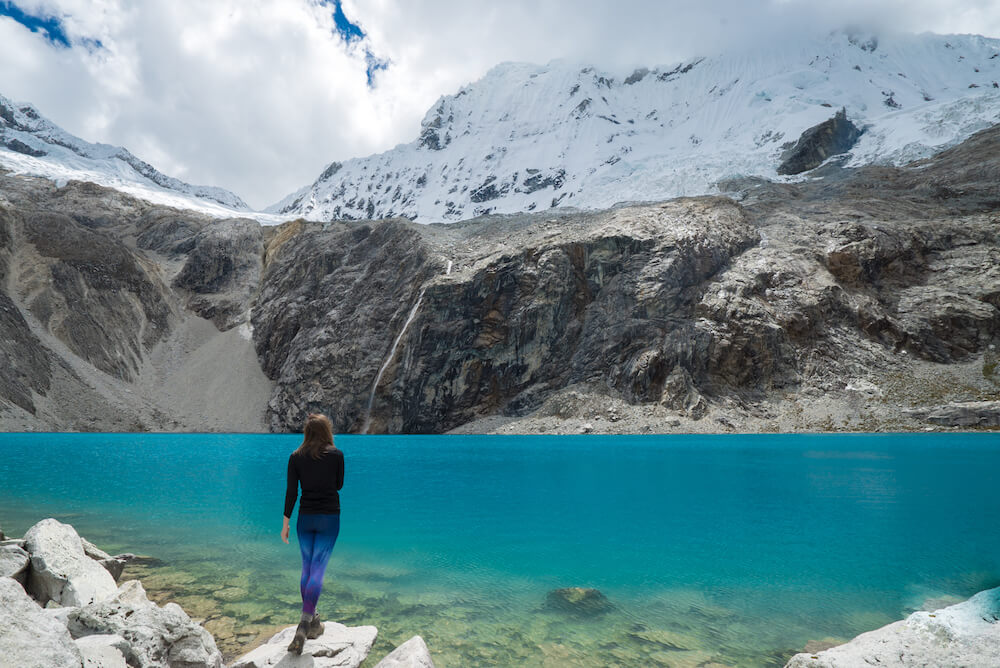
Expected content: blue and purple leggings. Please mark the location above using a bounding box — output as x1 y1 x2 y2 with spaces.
296 513 340 616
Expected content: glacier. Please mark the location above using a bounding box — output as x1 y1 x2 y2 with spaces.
270 30 1000 223
0 94 253 215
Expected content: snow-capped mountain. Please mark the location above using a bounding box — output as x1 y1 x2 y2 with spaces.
271 30 1000 223
0 94 249 212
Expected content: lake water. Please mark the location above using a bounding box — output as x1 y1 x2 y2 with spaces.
1 432 998 666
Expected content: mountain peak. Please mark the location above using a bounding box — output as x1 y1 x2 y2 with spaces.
270 31 1000 223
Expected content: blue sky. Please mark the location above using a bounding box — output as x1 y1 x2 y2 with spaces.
0 0 71 47
326 0 388 87
0 0 998 208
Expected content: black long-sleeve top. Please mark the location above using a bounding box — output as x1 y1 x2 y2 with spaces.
284 447 344 517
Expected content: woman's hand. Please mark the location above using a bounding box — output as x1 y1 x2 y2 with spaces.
281 516 290 544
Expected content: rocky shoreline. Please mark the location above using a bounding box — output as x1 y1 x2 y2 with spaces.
2 518 998 667
0 519 436 668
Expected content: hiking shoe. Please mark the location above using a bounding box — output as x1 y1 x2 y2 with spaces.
307 613 324 639
287 615 310 654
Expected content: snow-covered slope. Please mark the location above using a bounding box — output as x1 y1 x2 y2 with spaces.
271 30 1000 222
0 94 250 213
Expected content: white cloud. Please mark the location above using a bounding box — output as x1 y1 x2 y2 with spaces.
0 0 998 209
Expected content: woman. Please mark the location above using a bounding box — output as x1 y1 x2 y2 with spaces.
281 413 345 654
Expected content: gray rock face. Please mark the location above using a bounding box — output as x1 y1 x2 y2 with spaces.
373 635 436 668
253 220 437 432
24 518 118 607
903 401 1000 427
18 208 172 381
254 199 758 433
785 586 1000 667
66 579 223 668
0 542 30 585
777 108 863 175
173 217 263 330
0 576 83 668
0 285 53 414
229 622 378 668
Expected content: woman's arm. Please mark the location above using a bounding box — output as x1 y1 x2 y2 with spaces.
336 449 345 491
282 455 298 543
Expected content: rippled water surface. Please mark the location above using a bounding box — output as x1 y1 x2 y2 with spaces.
1 432 998 666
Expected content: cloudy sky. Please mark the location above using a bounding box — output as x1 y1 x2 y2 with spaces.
0 0 998 209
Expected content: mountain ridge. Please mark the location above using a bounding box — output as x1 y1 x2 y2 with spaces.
0 94 250 213
270 30 1000 223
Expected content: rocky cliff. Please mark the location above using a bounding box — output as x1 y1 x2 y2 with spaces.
0 174 272 432
1 123 999 434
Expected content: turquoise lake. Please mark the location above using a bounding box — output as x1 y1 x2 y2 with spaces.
1 432 998 666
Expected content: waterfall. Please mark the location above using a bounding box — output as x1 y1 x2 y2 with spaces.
360 288 426 434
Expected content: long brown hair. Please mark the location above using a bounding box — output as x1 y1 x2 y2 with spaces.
295 413 334 459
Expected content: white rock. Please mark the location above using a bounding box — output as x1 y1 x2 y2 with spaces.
230 621 378 668
374 635 436 668
114 579 150 606
80 538 134 582
0 542 30 585
45 603 81 627
785 586 1000 667
81 538 113 562
75 634 128 668
66 583 222 668
24 518 118 607
0 576 83 668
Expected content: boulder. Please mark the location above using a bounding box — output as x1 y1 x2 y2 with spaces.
66 579 223 668
373 635 436 668
81 538 135 582
229 621 378 668
785 586 1000 667
0 542 30 585
24 519 118 606
0 576 83 668
545 587 613 616
75 634 129 668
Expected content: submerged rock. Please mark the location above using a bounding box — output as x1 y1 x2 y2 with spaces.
785 586 1000 667
373 635 436 668
545 587 613 616
0 576 82 668
229 621 378 668
24 518 118 607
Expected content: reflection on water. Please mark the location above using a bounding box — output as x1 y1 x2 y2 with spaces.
1 432 998 667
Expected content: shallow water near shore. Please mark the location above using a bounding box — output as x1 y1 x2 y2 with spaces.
1 432 999 666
